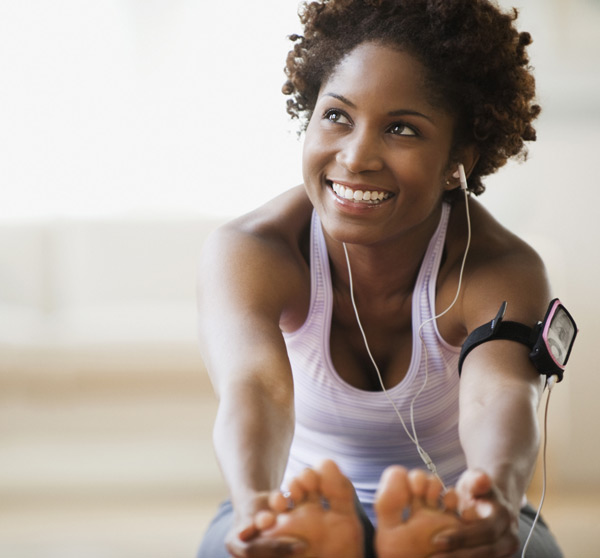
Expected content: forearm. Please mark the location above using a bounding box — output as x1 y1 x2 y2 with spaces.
213 378 295 519
459 383 541 513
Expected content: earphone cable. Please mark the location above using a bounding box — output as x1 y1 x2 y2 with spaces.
342 241 421 450
410 186 471 483
343 169 471 490
521 375 556 558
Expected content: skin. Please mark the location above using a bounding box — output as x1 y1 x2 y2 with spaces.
257 460 462 558
197 42 549 557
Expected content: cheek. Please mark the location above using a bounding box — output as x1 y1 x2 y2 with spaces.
302 129 331 181
402 149 448 182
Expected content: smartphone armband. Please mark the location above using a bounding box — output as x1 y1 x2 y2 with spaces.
458 299 578 382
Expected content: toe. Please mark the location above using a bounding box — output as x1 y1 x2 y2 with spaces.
407 469 429 504
424 476 444 509
375 465 410 529
298 467 321 502
287 477 309 506
443 488 459 514
317 460 356 514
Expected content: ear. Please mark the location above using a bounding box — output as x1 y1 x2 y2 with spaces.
444 145 480 191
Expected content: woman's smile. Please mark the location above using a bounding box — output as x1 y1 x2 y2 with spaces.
328 180 393 204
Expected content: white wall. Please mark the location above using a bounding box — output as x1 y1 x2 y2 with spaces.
0 0 304 220
1 0 598 219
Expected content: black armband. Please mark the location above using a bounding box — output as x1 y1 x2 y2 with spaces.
458 299 578 382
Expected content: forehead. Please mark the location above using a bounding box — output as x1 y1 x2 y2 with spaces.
319 42 447 117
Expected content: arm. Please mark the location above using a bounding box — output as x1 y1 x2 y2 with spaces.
433 237 551 557
198 222 307 557
459 341 544 516
442 340 545 557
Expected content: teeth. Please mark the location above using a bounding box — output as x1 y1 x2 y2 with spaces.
331 182 390 204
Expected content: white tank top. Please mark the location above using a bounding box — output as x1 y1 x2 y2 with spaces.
282 204 466 524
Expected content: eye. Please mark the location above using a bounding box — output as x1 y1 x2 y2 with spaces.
388 122 418 137
324 109 351 125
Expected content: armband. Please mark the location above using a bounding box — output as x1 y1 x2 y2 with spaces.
458 299 578 382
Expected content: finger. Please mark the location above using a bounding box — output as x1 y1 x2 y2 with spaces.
429 526 519 558
238 521 259 542
255 510 277 531
245 536 308 558
431 508 514 552
456 470 494 512
269 491 294 514
442 488 459 514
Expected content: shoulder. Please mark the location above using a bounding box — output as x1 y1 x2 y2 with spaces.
446 197 551 339
198 185 313 331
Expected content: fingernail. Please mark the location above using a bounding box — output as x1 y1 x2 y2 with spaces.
432 530 453 546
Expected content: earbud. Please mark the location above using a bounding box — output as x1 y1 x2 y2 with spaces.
458 164 468 191
547 374 559 392
451 164 468 191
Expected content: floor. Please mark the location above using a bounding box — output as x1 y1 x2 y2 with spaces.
1 368 598 557
1 488 599 557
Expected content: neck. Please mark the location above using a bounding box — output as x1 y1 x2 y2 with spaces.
324 204 444 302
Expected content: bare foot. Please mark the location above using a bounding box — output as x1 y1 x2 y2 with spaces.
258 460 364 558
375 466 461 558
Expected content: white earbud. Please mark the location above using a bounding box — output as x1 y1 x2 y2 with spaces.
458 163 468 191
452 164 468 190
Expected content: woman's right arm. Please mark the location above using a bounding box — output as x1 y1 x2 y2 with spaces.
197 222 307 557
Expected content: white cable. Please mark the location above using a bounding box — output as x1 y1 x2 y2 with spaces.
521 374 557 558
342 175 471 490
342 242 421 450
411 185 471 484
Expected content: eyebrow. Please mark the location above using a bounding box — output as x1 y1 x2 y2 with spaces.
323 92 435 123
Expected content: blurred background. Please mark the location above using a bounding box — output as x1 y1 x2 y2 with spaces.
0 0 598 556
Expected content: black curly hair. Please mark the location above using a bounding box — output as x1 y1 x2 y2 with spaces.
282 0 540 195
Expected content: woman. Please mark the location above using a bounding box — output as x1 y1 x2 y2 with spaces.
197 1 564 556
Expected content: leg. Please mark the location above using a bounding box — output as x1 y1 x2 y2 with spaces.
197 500 233 558
515 504 564 558
260 460 365 558
375 467 461 558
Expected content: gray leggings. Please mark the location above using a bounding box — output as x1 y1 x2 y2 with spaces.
197 498 563 558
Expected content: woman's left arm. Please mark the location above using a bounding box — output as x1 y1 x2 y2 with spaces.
432 340 545 557
433 235 551 557
459 340 545 517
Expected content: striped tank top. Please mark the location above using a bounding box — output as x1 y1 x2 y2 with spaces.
282 204 467 524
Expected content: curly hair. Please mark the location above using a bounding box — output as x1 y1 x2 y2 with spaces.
282 0 540 194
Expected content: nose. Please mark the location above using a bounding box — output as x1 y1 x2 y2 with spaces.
335 128 383 174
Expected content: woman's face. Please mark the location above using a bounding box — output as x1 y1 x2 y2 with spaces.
302 42 458 246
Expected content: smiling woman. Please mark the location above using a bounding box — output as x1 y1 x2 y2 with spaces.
196 1 567 558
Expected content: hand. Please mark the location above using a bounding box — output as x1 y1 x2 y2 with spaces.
226 493 308 558
429 470 520 558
